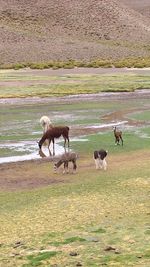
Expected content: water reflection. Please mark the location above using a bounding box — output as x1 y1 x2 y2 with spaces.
0 141 65 164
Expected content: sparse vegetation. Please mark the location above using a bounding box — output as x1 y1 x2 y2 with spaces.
0 69 150 98
1 57 150 70
23 251 59 267
0 0 150 64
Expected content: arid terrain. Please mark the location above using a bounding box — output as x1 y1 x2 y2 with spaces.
121 0 150 18
0 0 150 64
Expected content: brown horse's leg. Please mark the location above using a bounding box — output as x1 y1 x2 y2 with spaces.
116 137 120 145
120 136 123 146
63 162 69 173
63 137 67 152
67 137 70 149
115 137 118 145
52 139 55 156
72 159 77 173
48 139 52 156
64 137 70 151
63 133 69 151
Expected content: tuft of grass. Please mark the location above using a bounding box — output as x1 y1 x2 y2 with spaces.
101 253 139 265
144 230 150 235
23 251 59 267
144 250 150 258
91 228 106 234
49 236 86 247
113 57 150 68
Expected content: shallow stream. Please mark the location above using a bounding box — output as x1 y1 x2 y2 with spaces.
0 91 150 163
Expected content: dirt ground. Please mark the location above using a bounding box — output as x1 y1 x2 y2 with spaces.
0 159 66 191
0 151 98 191
1 146 150 192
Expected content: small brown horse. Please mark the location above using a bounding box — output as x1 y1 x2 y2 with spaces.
113 126 123 146
38 126 70 155
54 152 77 174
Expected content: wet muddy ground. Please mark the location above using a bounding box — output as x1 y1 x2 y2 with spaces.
0 160 66 191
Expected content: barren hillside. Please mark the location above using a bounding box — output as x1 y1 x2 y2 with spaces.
0 0 150 64
121 0 150 18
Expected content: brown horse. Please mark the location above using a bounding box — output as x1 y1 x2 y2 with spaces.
38 126 70 155
54 152 77 174
113 126 123 146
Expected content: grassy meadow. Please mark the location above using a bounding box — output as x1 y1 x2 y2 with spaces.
0 147 150 267
0 69 150 98
0 91 150 266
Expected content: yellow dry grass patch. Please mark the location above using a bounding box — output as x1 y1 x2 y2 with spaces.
121 177 150 188
1 190 149 245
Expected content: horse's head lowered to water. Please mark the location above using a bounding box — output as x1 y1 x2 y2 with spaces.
38 126 70 155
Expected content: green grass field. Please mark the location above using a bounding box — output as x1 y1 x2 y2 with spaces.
0 149 150 267
0 70 150 98
0 98 150 267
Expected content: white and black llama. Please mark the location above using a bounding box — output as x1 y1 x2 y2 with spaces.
93 149 108 170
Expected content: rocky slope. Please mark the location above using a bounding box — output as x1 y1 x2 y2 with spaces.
0 0 150 64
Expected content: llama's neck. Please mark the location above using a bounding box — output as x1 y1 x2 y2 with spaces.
39 133 48 148
44 124 50 132
55 160 63 168
114 128 117 136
